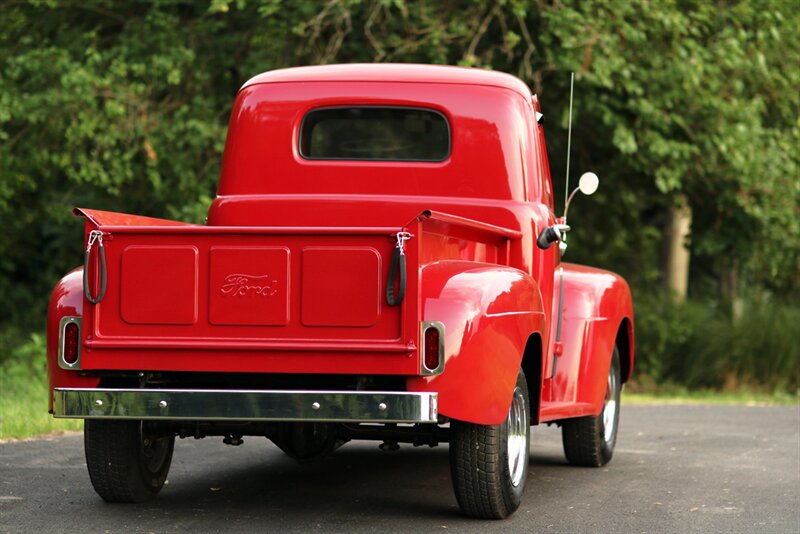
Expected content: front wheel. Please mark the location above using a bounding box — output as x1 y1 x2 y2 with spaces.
449 368 530 519
84 420 174 502
561 345 622 467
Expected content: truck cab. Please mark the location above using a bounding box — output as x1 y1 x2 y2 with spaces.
48 64 634 519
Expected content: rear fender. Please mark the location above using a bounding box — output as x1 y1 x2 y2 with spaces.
46 267 99 411
407 261 545 425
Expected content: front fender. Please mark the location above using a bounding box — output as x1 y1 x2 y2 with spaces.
407 261 545 425
46 267 99 411
545 263 634 420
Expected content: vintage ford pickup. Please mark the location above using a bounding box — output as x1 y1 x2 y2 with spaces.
47 64 634 519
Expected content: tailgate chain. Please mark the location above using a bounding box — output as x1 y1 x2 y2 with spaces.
386 232 413 307
83 230 107 304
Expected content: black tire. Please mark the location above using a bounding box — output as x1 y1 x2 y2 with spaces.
84 420 174 503
449 368 530 519
562 346 622 467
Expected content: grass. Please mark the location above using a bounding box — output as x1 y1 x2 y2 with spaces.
623 375 800 406
0 334 82 441
624 389 800 406
0 367 83 442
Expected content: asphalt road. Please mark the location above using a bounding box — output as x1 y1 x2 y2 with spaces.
1 404 798 533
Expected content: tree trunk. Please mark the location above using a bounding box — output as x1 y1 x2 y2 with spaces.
720 261 743 320
662 195 692 301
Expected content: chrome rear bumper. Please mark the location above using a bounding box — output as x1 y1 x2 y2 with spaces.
53 388 438 423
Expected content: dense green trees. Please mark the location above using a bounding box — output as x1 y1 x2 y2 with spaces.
1 0 798 388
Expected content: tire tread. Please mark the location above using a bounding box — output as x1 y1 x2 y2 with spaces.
561 346 621 468
562 415 604 467
451 422 508 518
84 420 173 503
449 369 529 519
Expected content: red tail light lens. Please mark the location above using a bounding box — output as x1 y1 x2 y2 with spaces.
424 326 440 371
63 322 80 365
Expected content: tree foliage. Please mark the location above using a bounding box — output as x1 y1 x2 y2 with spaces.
1 0 798 345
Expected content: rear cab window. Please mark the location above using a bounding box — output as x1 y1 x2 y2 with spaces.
299 107 450 162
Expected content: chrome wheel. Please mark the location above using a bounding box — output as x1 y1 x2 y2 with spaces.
507 385 528 487
602 365 619 443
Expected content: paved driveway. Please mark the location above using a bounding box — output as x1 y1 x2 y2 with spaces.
1 404 798 533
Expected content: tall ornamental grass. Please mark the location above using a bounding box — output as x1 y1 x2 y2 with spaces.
634 294 800 393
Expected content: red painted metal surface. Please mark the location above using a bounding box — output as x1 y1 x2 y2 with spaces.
76 214 419 376
47 64 634 425
408 260 545 425
242 63 533 100
215 82 531 202
539 263 635 422
120 246 200 325
46 268 99 412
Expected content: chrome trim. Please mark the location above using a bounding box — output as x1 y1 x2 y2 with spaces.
507 385 528 487
57 316 82 370
420 321 446 376
53 388 438 423
603 362 620 444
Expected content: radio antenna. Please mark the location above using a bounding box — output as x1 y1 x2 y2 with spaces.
563 72 575 216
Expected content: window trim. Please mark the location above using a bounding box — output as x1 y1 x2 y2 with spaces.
298 105 452 163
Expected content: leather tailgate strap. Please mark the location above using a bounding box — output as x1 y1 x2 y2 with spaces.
386 231 413 307
84 230 107 304
386 247 406 306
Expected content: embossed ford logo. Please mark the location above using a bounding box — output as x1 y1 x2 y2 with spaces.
220 274 279 297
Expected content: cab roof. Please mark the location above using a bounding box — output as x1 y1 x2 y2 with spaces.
242 63 532 101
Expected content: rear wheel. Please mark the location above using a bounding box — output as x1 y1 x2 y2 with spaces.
561 346 621 467
449 368 530 519
84 420 174 502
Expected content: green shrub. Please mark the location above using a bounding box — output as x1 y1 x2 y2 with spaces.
633 293 800 393
685 303 800 392
632 293 714 383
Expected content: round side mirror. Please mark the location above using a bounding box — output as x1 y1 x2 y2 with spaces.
578 172 599 195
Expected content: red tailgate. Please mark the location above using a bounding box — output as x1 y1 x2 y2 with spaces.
76 209 420 375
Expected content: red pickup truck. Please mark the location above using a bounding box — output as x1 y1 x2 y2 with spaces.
47 64 634 519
